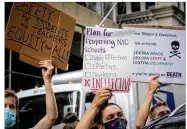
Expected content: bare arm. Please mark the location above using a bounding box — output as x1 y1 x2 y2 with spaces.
75 87 112 129
34 60 58 129
136 75 160 129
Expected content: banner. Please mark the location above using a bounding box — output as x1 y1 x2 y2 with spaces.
83 27 134 92
123 25 186 84
5 2 76 70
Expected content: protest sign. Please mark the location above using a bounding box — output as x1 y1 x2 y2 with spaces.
123 25 186 84
5 2 76 70
83 27 134 92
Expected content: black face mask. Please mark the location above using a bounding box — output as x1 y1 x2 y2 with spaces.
104 118 127 129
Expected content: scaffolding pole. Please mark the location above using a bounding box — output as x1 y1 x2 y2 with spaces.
8 50 12 89
98 2 118 27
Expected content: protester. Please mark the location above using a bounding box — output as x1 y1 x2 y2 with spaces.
90 121 98 129
75 87 128 129
136 75 171 129
63 112 79 129
5 60 58 129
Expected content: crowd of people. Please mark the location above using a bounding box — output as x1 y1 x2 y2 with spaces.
4 60 183 129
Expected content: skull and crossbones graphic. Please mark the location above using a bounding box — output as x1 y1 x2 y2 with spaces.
169 41 181 59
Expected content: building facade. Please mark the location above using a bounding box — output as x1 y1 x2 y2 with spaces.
5 2 186 92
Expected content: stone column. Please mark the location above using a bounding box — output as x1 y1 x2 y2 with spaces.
96 2 102 15
179 2 185 12
140 2 146 11
126 2 132 14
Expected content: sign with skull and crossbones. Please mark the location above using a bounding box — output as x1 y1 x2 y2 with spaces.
169 41 181 59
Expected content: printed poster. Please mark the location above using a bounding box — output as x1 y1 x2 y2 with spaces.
123 26 186 84
83 27 134 92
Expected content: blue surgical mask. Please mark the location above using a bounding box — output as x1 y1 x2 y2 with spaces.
5 108 16 129
104 118 127 129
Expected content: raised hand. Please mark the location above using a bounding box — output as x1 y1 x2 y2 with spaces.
39 60 54 80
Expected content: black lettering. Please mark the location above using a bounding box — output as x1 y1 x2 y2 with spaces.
22 30 29 42
53 35 58 43
34 18 40 27
42 22 48 29
32 26 39 35
41 30 46 37
48 33 54 40
28 2 37 13
37 29 42 35
40 5 47 18
59 37 67 46
15 29 22 40
22 2 29 12
7 26 16 39
28 34 35 47
59 46 65 59
51 25 57 33
15 3 23 8
46 32 50 38
48 10 54 21
66 51 69 60
47 23 51 30
52 45 58 55
35 36 40 48
35 4 42 17
40 38 46 51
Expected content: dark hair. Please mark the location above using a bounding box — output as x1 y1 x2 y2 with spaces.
63 121 78 129
5 89 19 111
149 102 168 119
90 122 98 129
96 103 122 124
64 112 78 124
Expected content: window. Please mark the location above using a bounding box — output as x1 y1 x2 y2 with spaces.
76 2 87 7
132 2 140 12
178 2 180 8
184 2 186 13
146 2 155 10
118 2 126 15
87 2 97 13
85 92 95 111
104 2 113 19
18 91 80 128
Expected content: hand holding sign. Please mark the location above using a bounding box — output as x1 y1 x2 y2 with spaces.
92 87 112 108
5 2 76 71
148 75 161 94
39 60 54 80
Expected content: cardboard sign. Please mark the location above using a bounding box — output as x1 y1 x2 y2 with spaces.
83 27 135 92
5 2 76 70
123 25 186 84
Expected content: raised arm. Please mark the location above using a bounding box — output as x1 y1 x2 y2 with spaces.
75 87 112 129
34 60 58 129
136 75 161 129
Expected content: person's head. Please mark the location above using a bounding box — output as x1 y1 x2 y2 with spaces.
149 102 171 121
96 103 127 129
91 122 98 129
5 89 19 128
63 112 79 129
64 112 78 124
63 122 78 129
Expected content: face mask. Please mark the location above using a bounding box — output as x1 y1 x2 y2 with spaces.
104 118 127 129
5 108 16 129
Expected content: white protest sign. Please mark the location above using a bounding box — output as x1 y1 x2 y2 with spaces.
123 26 186 84
83 27 134 92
